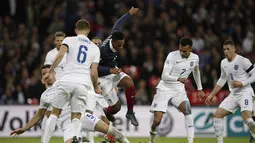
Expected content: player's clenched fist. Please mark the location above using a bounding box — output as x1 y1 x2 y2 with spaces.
129 6 139 15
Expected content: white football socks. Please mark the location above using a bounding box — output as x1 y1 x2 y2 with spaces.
214 118 224 143
185 114 194 143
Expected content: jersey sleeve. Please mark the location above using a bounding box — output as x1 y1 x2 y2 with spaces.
62 37 70 49
161 53 179 81
216 61 227 87
192 57 203 90
93 48 100 63
242 57 253 73
44 52 52 65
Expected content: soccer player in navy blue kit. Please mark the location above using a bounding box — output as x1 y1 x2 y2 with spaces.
98 7 139 126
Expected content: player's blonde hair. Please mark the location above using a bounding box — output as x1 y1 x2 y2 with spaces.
54 31 66 37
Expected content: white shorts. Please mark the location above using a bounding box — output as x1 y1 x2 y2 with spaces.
150 89 188 113
80 112 100 132
51 80 91 113
219 91 254 113
39 86 56 111
86 93 109 116
99 72 127 106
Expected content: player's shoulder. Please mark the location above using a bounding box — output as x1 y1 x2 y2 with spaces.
101 35 112 48
190 52 199 60
236 54 249 61
220 58 228 66
62 36 76 43
46 48 57 56
167 50 178 57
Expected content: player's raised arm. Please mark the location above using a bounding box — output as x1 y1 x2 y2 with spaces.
111 6 139 33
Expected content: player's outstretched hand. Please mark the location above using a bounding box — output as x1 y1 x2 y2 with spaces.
231 80 243 88
10 128 25 137
110 68 122 74
129 6 139 15
205 94 215 105
177 78 188 84
197 90 206 101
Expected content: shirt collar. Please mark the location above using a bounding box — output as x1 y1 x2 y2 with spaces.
77 34 88 38
110 39 117 52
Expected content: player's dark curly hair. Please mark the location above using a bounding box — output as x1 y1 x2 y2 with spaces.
112 31 125 41
180 37 193 47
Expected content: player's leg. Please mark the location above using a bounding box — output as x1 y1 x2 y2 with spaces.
172 92 194 143
43 107 63 143
81 112 130 143
249 102 255 143
43 81 69 143
39 88 54 143
214 94 237 143
238 93 255 138
103 87 121 122
41 110 51 143
149 90 170 143
117 73 138 126
70 84 90 143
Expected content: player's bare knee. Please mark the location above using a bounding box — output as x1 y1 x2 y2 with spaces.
241 110 252 120
214 111 224 118
71 112 82 119
52 107 62 117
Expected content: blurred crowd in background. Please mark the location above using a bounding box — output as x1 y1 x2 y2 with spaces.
1 0 255 106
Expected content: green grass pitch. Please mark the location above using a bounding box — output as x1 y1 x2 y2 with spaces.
0 137 249 143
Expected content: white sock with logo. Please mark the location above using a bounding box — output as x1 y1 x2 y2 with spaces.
41 116 48 143
43 115 57 143
185 114 194 143
214 118 223 143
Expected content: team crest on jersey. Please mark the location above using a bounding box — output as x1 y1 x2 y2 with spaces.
234 65 239 70
190 61 194 67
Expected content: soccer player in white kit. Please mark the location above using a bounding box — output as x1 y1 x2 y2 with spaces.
43 19 102 143
41 31 67 143
149 37 205 143
205 40 255 143
10 65 130 143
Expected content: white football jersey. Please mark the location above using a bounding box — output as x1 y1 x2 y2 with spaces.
217 54 253 93
60 35 100 86
44 48 67 80
157 50 202 91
